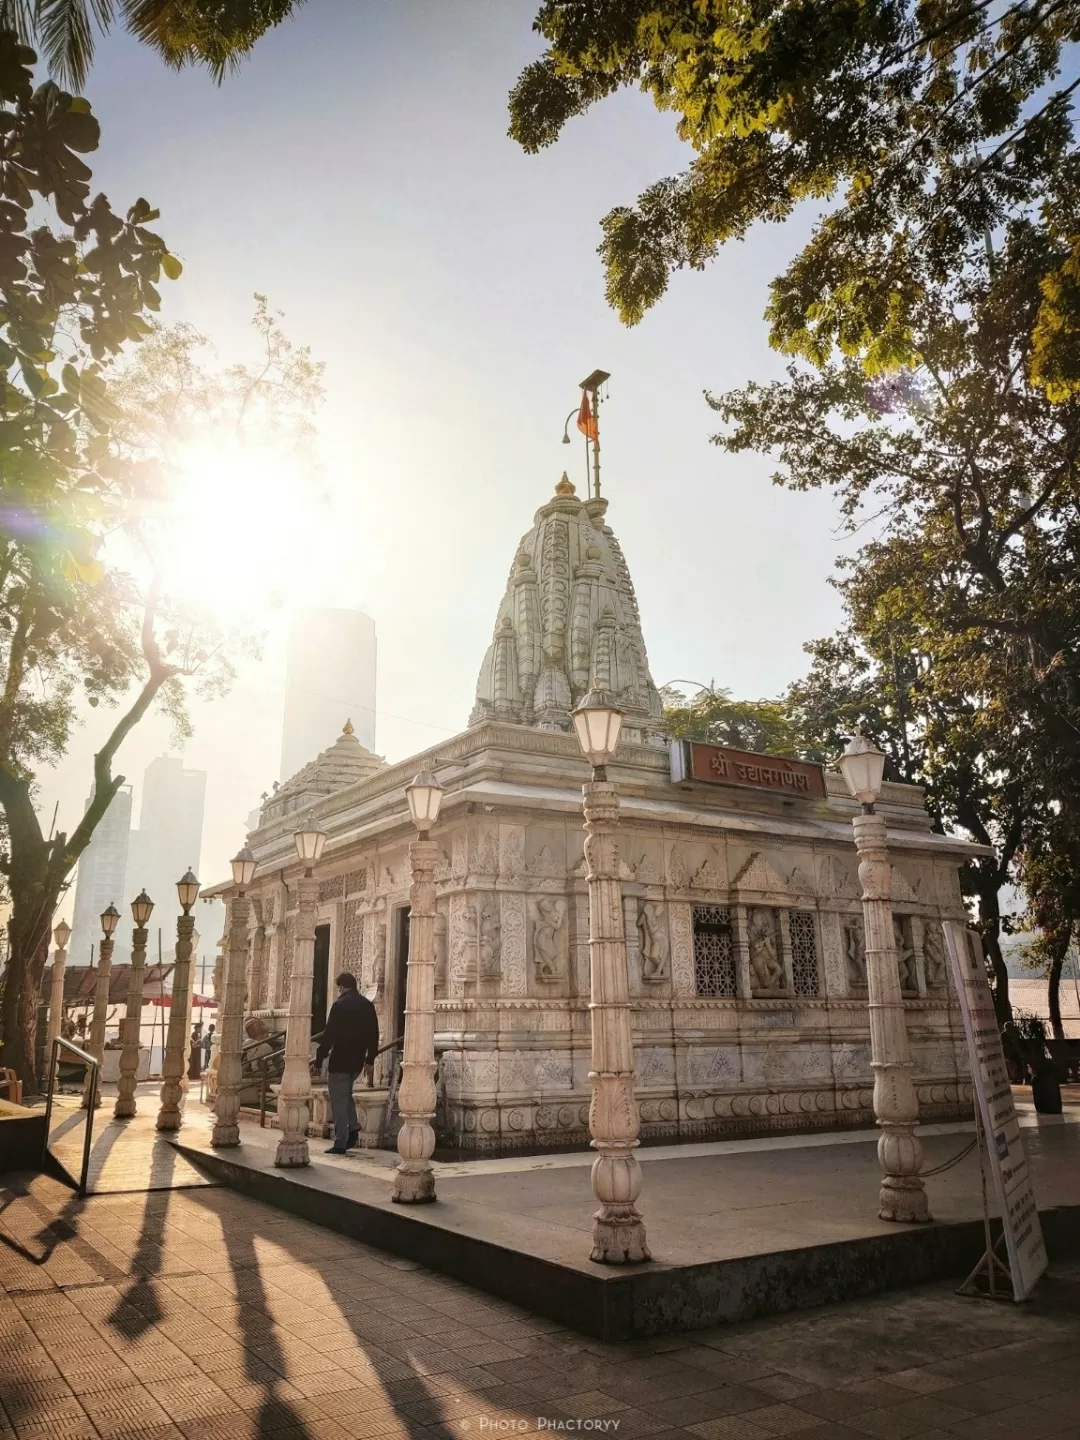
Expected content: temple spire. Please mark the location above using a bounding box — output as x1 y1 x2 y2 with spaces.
470 475 665 745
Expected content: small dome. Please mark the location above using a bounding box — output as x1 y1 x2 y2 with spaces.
260 721 386 825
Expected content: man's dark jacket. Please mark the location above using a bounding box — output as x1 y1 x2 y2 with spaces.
315 990 379 1074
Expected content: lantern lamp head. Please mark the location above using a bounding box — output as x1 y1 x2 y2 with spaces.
293 823 327 871
231 846 257 891
839 731 887 809
100 902 121 938
176 868 201 914
54 918 71 950
572 684 624 777
130 890 154 928
405 769 444 835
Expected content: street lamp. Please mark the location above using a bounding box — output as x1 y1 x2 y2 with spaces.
838 731 887 809
571 686 650 1264
839 732 930 1223
394 769 445 1204
231 846 256 891
82 902 120 1109
275 820 327 1167
293 824 327 872
405 770 444 836
157 869 200 1132
214 847 257 1149
572 685 623 778
46 919 72 1084
177 868 200 913
115 891 154 1119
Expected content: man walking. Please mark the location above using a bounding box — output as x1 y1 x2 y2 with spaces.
314 972 379 1155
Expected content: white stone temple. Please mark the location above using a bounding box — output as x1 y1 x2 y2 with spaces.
235 476 976 1151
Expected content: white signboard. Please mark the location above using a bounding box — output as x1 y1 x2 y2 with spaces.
943 922 1048 1300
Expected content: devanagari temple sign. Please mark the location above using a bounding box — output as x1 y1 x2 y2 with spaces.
670 740 827 800
944 921 1047 1301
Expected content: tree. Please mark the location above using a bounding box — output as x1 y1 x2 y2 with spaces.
0 30 322 1088
1018 814 1080 1039
0 0 299 89
510 0 1080 395
660 684 807 757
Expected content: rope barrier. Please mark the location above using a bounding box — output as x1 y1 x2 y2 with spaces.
922 1136 979 1175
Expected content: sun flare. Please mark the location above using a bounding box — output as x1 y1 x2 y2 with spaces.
154 434 327 629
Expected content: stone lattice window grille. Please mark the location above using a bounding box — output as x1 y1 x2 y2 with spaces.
342 899 364 976
692 905 737 997
344 867 367 897
318 875 344 903
789 910 820 997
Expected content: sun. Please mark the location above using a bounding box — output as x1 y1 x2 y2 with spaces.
154 433 328 629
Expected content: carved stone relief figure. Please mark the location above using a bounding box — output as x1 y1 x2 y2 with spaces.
747 908 785 993
479 896 501 979
843 916 867 989
460 906 478 981
374 921 387 989
637 902 670 982
923 920 947 988
433 909 448 989
533 896 567 980
893 916 917 991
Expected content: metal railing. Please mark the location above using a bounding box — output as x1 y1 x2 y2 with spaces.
42 1038 99 1198
242 1030 405 1133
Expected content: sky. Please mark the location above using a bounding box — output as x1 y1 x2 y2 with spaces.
39 0 850 918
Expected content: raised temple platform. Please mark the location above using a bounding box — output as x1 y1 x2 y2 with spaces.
0 1098 46 1174
173 1095 1080 1341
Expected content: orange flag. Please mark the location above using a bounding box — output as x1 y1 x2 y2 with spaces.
577 389 598 441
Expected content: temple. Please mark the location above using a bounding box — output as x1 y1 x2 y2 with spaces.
229 476 977 1152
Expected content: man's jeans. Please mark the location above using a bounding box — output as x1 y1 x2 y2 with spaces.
327 1070 359 1149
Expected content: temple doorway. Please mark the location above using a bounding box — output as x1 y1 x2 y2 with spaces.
312 924 331 1037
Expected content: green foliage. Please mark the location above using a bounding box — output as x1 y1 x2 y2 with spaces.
0 0 300 88
660 684 805 758
510 0 1080 396
0 30 184 783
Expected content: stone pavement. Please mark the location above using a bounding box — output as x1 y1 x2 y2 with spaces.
45 1087 214 1194
2 1171 1080 1440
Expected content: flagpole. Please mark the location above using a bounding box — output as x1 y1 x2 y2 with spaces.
579 369 610 501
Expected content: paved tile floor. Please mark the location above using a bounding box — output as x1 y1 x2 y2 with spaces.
45 1091 214 1195
2 1171 1079 1440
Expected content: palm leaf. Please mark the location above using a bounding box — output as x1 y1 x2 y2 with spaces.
33 0 115 89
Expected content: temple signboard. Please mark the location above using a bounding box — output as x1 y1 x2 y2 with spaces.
943 922 1047 1301
670 740 827 799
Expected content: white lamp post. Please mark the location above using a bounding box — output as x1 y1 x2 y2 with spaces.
157 868 201 1131
114 890 153 1118
393 770 444 1204
213 847 256 1148
82 903 120 1109
839 732 930 1223
275 822 326 1167
46 918 71 1081
572 686 650 1263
